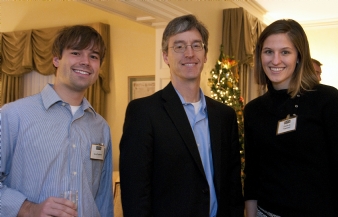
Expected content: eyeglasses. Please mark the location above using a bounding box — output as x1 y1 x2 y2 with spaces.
170 42 205 53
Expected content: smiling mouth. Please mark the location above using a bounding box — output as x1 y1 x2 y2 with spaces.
270 67 284 72
182 63 197 66
73 69 90 75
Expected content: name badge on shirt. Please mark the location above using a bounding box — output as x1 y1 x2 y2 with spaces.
90 143 105 160
276 114 297 135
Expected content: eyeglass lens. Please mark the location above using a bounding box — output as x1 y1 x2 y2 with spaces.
172 42 204 53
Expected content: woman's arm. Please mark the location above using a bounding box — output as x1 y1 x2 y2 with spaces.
245 200 257 217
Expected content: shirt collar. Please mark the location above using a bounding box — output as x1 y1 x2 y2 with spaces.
41 84 96 115
175 88 207 111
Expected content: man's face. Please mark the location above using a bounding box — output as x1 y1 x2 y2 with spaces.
53 44 101 93
313 62 322 81
162 28 207 84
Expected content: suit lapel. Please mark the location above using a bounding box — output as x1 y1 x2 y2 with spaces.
161 83 206 177
205 97 222 192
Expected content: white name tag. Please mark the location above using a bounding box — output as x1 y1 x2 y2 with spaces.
90 144 105 160
276 115 297 135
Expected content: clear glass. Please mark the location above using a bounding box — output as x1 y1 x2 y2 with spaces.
60 190 78 210
170 42 204 53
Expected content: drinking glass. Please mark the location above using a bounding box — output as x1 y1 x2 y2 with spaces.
60 190 78 210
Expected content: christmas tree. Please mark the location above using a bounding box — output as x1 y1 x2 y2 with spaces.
208 45 245 182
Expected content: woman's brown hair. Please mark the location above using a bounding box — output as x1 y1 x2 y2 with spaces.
254 19 318 97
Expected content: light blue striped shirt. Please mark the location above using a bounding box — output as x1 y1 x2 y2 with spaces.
0 84 113 217
176 89 217 217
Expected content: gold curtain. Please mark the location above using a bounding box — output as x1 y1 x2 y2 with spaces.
32 26 63 75
0 23 110 117
222 8 266 103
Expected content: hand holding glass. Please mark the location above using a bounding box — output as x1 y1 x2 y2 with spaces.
60 190 78 210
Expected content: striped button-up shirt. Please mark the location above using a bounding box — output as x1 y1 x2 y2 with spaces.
0 84 113 217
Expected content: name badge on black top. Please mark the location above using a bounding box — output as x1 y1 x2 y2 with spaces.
276 114 297 135
90 143 105 160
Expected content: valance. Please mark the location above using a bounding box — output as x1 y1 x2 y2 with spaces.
0 23 110 93
222 7 266 104
222 7 266 65
0 23 110 115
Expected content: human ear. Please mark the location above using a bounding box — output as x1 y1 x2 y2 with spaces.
53 57 60 68
163 52 170 67
163 52 169 64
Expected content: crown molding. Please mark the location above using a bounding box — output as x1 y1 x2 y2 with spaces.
121 0 191 20
232 0 267 23
79 0 191 28
124 0 191 28
236 1 338 29
80 0 136 21
301 18 338 29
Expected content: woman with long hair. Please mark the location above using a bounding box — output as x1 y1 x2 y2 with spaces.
244 19 338 217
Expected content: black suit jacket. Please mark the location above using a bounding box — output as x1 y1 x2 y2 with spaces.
120 82 243 217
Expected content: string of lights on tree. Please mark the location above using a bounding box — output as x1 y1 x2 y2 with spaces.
208 45 245 183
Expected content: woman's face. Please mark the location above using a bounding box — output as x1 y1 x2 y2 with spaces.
261 33 298 90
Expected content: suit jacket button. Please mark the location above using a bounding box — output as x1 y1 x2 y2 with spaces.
202 188 209 194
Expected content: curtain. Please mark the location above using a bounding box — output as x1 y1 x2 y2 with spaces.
23 71 55 98
222 7 266 103
0 23 110 117
1 73 23 106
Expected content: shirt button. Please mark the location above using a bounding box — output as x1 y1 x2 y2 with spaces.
72 144 76 148
73 172 77 175
202 188 209 194
62 103 66 106
295 105 298 108
297 94 300 97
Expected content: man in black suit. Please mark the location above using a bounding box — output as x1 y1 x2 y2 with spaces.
119 14 244 217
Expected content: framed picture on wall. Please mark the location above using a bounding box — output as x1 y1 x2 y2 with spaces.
128 75 155 102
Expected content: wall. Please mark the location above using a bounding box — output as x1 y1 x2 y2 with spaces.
305 27 338 88
1 1 156 171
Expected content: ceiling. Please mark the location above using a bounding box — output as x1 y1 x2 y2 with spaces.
80 0 338 29
255 0 338 28
79 0 191 27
